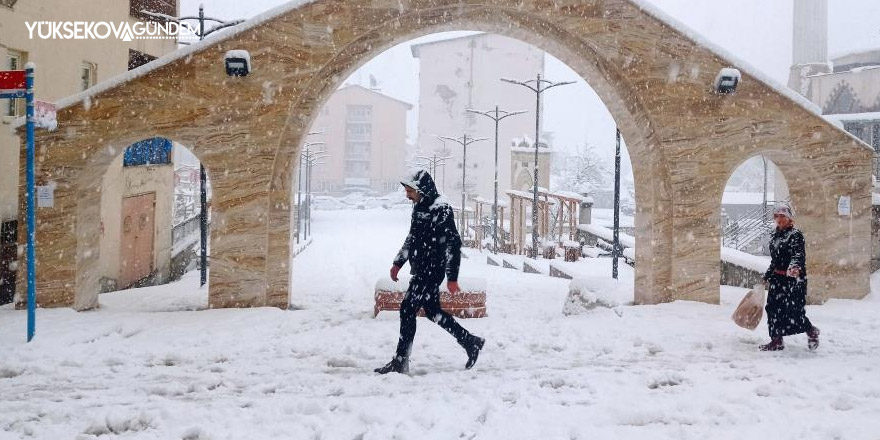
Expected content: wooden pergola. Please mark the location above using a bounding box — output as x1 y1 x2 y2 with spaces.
507 190 554 255
537 189 585 242
506 189 585 255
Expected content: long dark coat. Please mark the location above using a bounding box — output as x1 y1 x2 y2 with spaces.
762 226 813 337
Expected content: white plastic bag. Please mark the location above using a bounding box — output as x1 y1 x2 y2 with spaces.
732 283 765 330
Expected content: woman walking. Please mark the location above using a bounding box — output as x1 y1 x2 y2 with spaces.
760 204 820 351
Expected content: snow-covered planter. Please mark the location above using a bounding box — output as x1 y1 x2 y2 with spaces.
541 241 557 260
563 240 581 262
563 278 626 316
374 276 487 318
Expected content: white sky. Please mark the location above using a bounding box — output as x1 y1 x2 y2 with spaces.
182 0 880 164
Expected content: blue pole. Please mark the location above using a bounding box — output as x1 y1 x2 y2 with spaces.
25 64 35 342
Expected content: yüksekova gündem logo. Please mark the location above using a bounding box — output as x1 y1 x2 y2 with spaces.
25 20 200 41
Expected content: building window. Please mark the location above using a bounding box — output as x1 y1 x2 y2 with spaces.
4 51 23 117
130 0 177 22
345 141 371 160
346 105 372 123
872 123 880 153
844 122 866 142
345 123 372 137
873 124 880 177
128 49 157 70
81 62 97 91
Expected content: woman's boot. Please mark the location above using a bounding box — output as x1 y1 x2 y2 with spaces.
759 336 784 351
807 327 820 351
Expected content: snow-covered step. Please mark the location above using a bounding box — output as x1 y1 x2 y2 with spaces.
522 258 550 275
502 255 523 270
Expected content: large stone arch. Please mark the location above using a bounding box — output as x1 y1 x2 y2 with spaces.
17 0 873 311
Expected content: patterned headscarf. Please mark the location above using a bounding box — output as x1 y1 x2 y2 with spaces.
773 204 794 220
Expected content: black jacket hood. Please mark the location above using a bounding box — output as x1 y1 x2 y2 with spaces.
401 170 440 204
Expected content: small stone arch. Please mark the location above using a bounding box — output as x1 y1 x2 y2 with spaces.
717 151 832 303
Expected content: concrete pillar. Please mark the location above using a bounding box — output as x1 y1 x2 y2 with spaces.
578 195 593 225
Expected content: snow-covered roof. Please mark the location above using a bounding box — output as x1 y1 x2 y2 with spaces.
830 47 880 64
823 112 880 123
510 134 551 149
336 84 413 109
410 32 487 58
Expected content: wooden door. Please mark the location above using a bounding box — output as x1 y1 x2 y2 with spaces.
119 192 155 288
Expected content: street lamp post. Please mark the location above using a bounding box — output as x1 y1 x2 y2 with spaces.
502 74 574 258
140 4 245 44
437 138 450 189
438 134 488 236
303 155 328 240
415 152 453 177
613 128 621 280
467 106 526 254
299 142 326 241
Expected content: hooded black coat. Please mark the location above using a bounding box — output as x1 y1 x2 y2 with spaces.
393 170 462 282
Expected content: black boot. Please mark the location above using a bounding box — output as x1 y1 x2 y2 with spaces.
759 337 784 351
807 327 820 351
463 336 485 370
374 356 409 375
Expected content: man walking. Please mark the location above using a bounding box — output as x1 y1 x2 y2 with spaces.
375 170 485 374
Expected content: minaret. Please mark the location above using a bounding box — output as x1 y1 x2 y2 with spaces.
788 0 830 95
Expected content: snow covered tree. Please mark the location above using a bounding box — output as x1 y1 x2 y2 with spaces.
554 143 609 195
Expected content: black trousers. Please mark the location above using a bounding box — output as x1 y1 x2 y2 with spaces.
766 274 814 338
395 276 472 360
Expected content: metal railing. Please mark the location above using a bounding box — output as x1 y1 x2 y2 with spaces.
722 201 785 253
172 215 203 251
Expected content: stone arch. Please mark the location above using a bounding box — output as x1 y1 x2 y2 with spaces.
68 132 212 309
18 0 873 311
264 5 675 306
717 151 832 303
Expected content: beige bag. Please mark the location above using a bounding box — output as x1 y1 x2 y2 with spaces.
732 284 765 330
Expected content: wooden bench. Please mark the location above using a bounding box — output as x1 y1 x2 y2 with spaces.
374 276 487 318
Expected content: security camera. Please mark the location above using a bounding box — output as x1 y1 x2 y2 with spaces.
713 67 741 94
225 50 251 77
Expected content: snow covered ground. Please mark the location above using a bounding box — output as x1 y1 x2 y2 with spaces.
2 208 880 439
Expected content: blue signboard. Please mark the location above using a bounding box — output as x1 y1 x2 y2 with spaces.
123 137 172 167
